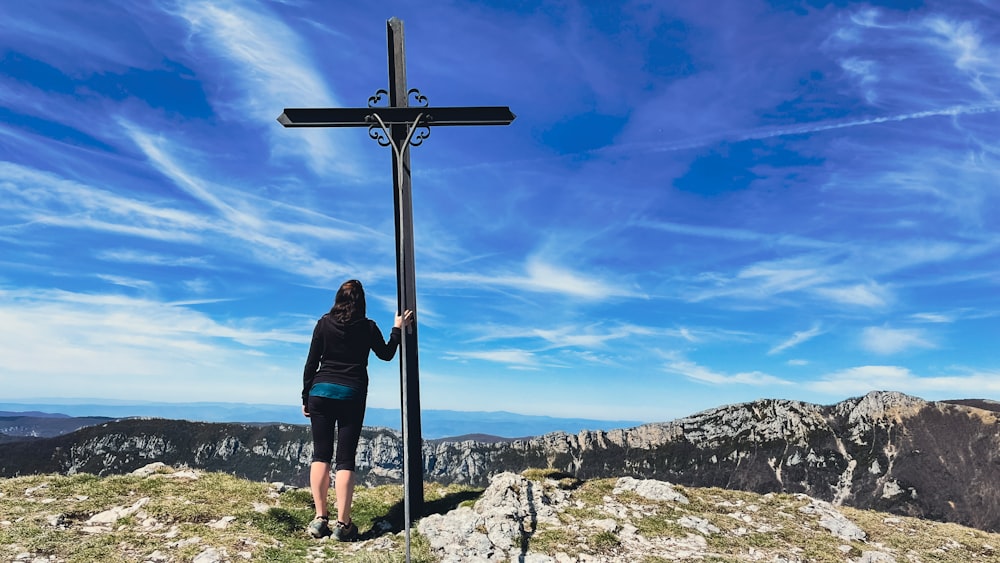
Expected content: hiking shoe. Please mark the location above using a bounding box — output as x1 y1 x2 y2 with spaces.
307 516 331 538
333 519 358 542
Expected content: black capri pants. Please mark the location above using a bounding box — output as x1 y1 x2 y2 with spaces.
307 395 366 471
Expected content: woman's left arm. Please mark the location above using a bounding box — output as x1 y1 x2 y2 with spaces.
371 310 413 361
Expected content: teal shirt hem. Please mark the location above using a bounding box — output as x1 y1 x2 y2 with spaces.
309 382 360 400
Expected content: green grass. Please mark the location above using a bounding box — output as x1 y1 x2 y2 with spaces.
4 467 1000 562
634 512 688 538
527 527 579 558
588 529 621 551
0 468 420 562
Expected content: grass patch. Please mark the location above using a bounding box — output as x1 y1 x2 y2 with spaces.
347 483 402 532
521 468 583 489
634 513 687 538
570 477 615 507
247 506 310 537
528 526 580 558
588 529 621 551
423 482 483 513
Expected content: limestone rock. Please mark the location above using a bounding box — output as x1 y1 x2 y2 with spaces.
85 497 150 528
613 476 689 504
798 497 866 541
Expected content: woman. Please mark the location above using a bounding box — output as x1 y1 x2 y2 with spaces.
301 279 413 540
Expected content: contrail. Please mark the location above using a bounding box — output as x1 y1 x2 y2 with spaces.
634 102 1000 154
737 102 1000 142
416 102 1000 173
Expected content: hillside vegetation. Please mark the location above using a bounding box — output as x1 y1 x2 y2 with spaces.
2 464 999 562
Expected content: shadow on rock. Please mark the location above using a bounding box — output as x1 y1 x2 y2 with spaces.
362 488 484 540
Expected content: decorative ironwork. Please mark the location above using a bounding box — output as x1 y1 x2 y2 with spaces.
409 125 430 146
408 88 429 107
368 89 389 108
370 88 427 109
368 123 392 147
365 88 430 146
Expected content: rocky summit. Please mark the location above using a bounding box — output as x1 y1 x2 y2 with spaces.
1 391 998 535
2 464 998 562
417 470 999 562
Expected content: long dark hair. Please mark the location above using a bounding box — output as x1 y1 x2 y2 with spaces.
330 279 366 323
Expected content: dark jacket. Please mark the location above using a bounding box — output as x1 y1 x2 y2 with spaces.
301 314 401 405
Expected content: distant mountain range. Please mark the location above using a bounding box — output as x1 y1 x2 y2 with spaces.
0 413 114 441
0 401 642 440
2 391 998 534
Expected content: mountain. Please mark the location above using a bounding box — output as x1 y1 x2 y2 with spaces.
0 414 116 439
0 402 640 439
0 433 34 445
1 391 997 534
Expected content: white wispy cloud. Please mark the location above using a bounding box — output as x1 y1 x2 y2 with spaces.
96 249 212 268
95 274 157 292
0 3 157 72
859 326 935 355
170 0 355 176
840 57 879 104
633 219 834 249
769 324 823 355
443 349 540 369
685 258 833 304
426 255 641 300
119 122 386 282
739 263 830 295
678 236 977 311
465 321 745 355
924 16 996 98
909 312 954 324
663 355 792 387
849 8 885 29
831 6 1000 111
2 148 383 285
809 365 1000 396
0 161 204 243
121 122 240 219
529 324 657 349
814 282 891 308
521 257 641 299
0 286 304 401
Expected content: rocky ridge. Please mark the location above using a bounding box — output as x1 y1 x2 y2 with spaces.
1 391 998 534
417 470 982 562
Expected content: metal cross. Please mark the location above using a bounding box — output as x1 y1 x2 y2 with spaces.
277 16 514 552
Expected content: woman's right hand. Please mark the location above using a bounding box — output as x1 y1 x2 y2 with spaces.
394 309 414 329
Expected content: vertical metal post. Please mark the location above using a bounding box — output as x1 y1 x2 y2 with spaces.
387 16 425 544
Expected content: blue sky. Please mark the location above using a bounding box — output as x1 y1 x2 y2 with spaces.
2 0 999 423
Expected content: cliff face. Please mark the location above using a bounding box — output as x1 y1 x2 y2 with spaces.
1 391 998 532
473 392 1000 532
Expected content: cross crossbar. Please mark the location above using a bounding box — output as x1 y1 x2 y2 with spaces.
278 106 516 127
